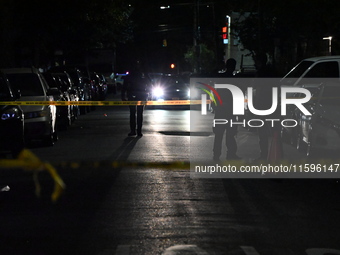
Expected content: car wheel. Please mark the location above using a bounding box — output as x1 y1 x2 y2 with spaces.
53 130 59 142
43 126 55 147
43 134 54 146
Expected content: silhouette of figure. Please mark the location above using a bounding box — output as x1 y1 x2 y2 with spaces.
253 53 279 160
212 58 240 161
121 67 150 136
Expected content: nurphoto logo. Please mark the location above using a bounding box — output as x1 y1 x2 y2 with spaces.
197 80 312 128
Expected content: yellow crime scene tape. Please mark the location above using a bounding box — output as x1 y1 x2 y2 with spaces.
0 149 65 202
0 96 330 106
2 149 339 203
0 100 209 106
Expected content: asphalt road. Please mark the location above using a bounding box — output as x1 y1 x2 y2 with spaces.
1 94 340 255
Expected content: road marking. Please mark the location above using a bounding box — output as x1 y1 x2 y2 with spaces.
240 246 261 255
162 245 209 255
108 245 340 255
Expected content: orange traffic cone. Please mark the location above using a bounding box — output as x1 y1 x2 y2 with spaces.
267 130 283 163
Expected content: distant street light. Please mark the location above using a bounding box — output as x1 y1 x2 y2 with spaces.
323 36 333 55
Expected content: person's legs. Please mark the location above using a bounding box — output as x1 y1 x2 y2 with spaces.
258 123 271 159
136 105 144 136
226 125 239 159
213 126 226 160
129 105 137 136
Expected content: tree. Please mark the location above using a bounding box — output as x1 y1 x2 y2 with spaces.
0 0 134 67
184 43 216 74
231 0 340 73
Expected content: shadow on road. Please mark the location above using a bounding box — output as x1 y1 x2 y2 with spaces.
110 136 142 161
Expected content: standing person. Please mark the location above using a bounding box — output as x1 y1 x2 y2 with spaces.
121 66 150 137
212 58 240 161
253 53 278 160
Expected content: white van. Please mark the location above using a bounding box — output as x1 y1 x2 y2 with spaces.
2 67 58 146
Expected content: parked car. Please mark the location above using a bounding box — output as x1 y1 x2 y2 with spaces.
50 72 80 122
1 67 58 146
90 72 108 100
97 73 108 100
42 72 72 130
287 83 340 156
281 55 340 87
0 73 24 156
48 66 91 114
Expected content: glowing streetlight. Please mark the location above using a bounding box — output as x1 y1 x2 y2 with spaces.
323 36 333 55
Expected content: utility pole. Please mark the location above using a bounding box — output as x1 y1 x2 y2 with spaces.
193 0 201 73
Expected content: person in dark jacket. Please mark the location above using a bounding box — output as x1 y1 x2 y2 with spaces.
121 68 150 136
212 58 240 161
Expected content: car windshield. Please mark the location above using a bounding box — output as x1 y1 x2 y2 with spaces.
281 61 314 85
285 61 314 78
6 73 44 96
0 77 12 100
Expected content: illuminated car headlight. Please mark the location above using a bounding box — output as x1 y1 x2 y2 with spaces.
24 111 49 119
152 87 164 98
1 108 21 120
189 87 200 99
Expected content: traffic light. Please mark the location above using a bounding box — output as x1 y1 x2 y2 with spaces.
222 15 230 44
162 39 167 47
222 26 228 44
170 63 175 69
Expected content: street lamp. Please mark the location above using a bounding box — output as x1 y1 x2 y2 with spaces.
323 36 333 55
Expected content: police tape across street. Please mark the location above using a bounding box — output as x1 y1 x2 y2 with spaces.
0 100 205 106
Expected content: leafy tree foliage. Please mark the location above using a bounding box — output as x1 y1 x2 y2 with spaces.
231 0 340 71
185 43 216 74
0 0 133 67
